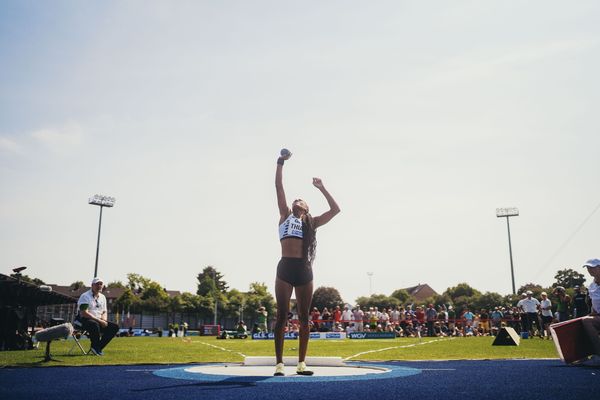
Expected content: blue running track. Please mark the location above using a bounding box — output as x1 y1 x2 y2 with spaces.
1 360 599 400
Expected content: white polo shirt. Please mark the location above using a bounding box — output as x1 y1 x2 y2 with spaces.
77 289 107 319
540 299 552 317
589 281 600 314
518 297 540 313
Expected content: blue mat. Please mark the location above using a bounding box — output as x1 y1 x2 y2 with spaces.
1 360 599 400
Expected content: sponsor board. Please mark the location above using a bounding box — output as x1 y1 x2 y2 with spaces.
309 332 347 340
251 332 346 340
348 332 396 339
252 332 298 340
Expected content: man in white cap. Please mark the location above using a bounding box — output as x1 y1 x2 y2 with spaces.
581 259 600 365
539 292 553 339
76 277 119 355
518 290 541 338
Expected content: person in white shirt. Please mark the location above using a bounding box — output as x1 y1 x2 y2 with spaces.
539 292 553 339
581 259 600 366
77 277 119 356
353 306 364 332
341 305 353 329
517 291 541 337
391 307 401 324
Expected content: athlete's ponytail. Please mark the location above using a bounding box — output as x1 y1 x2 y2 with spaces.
302 213 317 267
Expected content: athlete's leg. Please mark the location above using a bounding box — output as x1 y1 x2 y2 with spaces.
294 280 314 363
274 277 294 364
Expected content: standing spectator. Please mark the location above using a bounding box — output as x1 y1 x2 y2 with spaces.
363 306 370 328
415 306 425 326
439 306 448 325
447 306 456 331
573 285 589 318
333 306 342 326
518 291 541 337
341 305 353 329
553 286 571 322
391 307 401 325
321 307 332 331
539 292 553 339
479 309 490 335
462 308 475 325
490 307 503 335
425 304 437 337
509 306 522 333
353 306 364 332
398 306 407 331
256 306 268 333
380 308 390 326
311 307 321 331
369 307 378 328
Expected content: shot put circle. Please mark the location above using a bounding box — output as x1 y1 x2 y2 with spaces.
153 362 421 383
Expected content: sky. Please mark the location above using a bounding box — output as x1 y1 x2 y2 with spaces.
1 1 599 304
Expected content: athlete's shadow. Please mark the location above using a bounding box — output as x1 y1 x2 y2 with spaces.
132 376 269 392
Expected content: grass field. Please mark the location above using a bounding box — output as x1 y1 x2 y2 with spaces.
0 335 558 368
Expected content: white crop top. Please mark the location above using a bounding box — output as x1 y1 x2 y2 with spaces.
279 213 303 240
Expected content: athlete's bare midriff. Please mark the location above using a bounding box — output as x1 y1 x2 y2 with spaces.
280 237 303 258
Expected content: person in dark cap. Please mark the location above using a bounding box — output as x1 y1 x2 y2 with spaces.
552 286 571 322
573 285 589 318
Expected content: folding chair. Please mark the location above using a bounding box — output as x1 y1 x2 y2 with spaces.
68 316 91 355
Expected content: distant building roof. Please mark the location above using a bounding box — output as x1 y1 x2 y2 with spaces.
402 283 438 302
0 274 76 307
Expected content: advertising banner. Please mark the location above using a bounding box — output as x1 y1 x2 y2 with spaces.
348 332 396 339
252 332 298 340
309 332 347 340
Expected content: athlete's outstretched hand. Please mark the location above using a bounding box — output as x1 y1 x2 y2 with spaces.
312 177 324 189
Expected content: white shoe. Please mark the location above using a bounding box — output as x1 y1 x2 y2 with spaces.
296 361 314 376
579 355 600 367
274 363 285 376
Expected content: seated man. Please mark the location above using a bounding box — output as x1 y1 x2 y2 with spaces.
236 321 248 334
77 277 119 355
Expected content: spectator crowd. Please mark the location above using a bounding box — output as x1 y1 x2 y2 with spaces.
272 285 591 339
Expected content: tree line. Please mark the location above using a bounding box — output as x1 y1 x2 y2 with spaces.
12 266 586 318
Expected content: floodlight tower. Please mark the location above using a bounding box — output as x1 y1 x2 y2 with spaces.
89 194 116 278
367 272 374 295
212 270 218 326
496 207 519 295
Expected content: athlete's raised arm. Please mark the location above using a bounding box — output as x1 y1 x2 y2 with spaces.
275 151 292 222
312 177 340 228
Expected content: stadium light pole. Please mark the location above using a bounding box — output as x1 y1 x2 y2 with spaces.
89 194 116 278
496 207 519 295
367 272 373 295
212 270 218 326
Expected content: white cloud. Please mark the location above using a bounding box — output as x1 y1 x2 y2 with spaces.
31 121 84 153
0 137 22 154
426 38 599 86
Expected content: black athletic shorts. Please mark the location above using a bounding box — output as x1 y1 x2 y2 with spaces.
276 257 313 287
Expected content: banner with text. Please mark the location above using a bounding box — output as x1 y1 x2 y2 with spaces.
348 332 396 339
